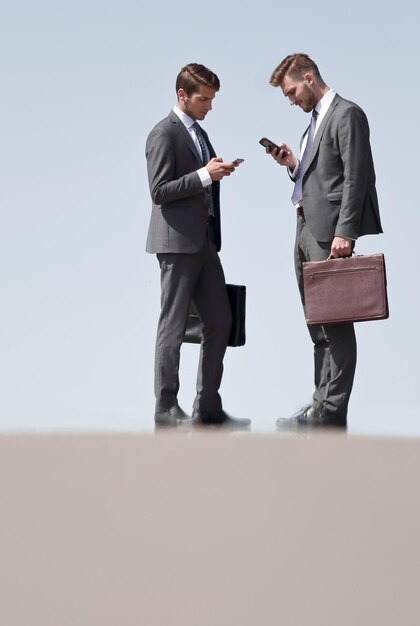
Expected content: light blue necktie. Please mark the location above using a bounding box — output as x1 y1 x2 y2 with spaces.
292 109 319 206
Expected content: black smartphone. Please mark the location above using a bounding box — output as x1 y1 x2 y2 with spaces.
259 137 282 154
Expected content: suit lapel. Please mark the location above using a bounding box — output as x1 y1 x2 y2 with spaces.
168 110 214 164
307 94 341 168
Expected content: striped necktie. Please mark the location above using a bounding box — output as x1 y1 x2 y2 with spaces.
192 122 208 164
192 122 214 217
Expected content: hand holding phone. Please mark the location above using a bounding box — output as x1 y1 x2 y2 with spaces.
259 137 288 159
259 137 281 152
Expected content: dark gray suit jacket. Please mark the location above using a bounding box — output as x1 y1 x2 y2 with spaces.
298 94 382 241
145 110 221 253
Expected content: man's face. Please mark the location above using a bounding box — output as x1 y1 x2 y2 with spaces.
281 73 317 112
177 85 216 121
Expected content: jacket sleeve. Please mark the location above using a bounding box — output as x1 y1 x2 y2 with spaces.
146 125 204 205
334 105 373 238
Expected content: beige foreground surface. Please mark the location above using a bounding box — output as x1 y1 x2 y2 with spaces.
0 430 419 625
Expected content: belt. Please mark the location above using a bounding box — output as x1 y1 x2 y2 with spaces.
297 206 304 216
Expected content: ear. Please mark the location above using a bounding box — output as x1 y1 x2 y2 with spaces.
177 88 186 101
303 72 314 85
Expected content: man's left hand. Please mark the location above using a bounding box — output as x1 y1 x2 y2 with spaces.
330 236 352 258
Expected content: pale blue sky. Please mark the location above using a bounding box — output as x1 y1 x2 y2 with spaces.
1 0 418 434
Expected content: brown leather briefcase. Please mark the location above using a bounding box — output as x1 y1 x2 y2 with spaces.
303 254 389 325
183 284 246 347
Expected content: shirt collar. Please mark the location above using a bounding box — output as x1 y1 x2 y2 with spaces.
173 105 195 129
315 89 336 117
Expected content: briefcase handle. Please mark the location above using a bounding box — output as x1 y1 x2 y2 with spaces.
327 254 353 261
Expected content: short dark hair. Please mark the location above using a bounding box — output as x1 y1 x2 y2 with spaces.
176 63 220 97
270 53 324 87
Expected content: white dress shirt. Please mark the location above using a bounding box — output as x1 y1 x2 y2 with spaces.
292 89 336 173
173 106 212 187
292 90 353 240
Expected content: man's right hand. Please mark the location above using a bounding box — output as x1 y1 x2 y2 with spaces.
266 143 297 170
206 157 235 181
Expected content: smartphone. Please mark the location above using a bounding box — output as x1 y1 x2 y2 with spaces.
259 137 283 154
232 158 244 166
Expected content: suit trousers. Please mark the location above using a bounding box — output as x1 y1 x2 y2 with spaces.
294 213 357 419
155 229 232 414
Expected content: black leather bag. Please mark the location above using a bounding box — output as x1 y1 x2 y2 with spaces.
183 284 246 347
303 253 389 325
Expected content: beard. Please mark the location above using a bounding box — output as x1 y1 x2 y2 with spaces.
301 83 317 112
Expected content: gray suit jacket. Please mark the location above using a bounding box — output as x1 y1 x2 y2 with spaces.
145 110 221 253
297 94 382 241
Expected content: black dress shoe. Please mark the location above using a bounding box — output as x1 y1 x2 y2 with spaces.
192 409 251 428
276 404 346 429
154 405 195 426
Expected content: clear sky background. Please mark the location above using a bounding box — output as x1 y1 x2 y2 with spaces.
1 0 418 435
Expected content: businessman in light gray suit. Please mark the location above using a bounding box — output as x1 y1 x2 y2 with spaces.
146 63 249 428
265 53 383 428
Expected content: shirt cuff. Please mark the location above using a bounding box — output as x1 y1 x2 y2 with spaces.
289 160 299 179
335 235 356 241
197 166 212 187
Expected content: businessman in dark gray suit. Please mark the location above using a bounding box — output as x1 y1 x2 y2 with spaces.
265 53 383 428
146 63 249 428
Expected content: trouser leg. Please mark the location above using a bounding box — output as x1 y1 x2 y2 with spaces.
154 233 231 414
154 250 202 412
307 321 356 417
192 238 232 413
294 215 357 418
